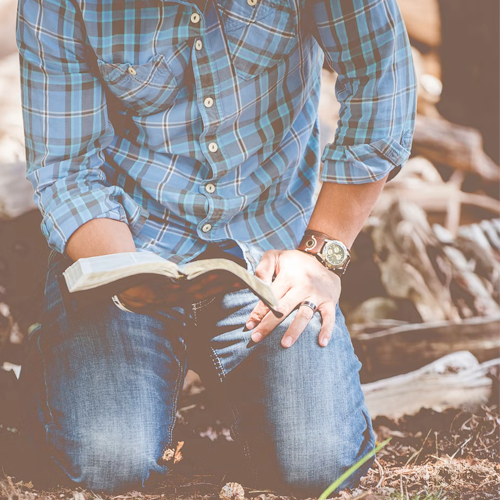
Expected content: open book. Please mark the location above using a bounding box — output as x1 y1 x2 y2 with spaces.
60 251 281 316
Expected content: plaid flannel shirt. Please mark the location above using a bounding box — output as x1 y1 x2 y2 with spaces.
17 0 416 265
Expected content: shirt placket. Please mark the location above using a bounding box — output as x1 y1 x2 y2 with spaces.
189 0 228 241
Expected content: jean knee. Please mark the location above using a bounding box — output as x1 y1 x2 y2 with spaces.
278 442 375 496
276 413 375 496
50 427 167 493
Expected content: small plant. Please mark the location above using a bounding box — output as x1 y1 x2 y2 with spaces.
318 438 391 500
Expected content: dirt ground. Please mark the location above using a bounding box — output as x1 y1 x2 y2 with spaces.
1 367 499 500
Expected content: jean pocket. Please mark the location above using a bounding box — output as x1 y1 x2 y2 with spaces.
97 53 180 115
218 0 298 81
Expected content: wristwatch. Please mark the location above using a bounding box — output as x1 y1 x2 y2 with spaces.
297 230 351 277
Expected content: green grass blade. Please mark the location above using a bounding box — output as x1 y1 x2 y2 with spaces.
318 437 392 500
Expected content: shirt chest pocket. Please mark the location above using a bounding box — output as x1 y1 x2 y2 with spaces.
97 53 180 116
218 0 298 81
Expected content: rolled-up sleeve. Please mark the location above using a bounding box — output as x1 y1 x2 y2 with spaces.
17 0 148 255
313 0 417 184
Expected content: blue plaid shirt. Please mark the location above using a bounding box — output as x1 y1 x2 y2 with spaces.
17 0 416 266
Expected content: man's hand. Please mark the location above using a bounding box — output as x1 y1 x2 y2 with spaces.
245 249 341 348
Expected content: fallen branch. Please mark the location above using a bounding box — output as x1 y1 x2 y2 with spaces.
362 351 499 418
413 116 500 182
353 313 500 380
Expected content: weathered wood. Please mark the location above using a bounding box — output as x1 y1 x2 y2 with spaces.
376 186 500 221
368 199 500 321
363 351 498 418
413 116 500 182
456 224 500 281
369 200 461 322
353 313 500 381
376 158 499 236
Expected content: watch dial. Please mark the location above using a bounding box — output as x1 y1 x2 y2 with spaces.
325 243 345 266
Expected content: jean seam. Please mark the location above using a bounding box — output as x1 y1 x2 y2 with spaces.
37 328 79 482
209 346 226 382
37 331 55 445
161 345 186 466
208 347 255 480
192 295 216 312
191 304 198 327
47 249 59 266
191 296 217 327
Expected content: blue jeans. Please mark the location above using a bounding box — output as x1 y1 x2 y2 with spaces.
20 250 375 496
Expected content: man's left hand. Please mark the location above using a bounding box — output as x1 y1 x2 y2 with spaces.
245 249 341 348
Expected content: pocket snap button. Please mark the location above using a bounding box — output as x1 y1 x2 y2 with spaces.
191 12 201 23
127 67 137 76
208 142 218 153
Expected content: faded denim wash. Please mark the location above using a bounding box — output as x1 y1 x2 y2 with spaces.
21 251 375 496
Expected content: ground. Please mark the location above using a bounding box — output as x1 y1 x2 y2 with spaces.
1 367 499 500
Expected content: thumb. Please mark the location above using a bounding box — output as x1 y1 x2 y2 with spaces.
254 250 278 284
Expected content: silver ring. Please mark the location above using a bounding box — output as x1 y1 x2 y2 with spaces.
299 300 317 313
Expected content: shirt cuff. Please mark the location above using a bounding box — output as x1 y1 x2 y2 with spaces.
321 134 412 184
40 187 149 256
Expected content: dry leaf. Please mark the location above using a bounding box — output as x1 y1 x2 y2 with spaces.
219 482 245 500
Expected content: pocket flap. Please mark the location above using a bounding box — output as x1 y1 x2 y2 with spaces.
97 53 180 115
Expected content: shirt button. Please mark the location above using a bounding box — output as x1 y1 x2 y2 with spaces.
205 183 216 194
195 39 203 51
201 223 212 233
247 0 258 5
208 142 218 153
127 67 137 76
204 97 214 108
190 12 201 24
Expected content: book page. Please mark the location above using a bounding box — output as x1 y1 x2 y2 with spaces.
64 251 181 292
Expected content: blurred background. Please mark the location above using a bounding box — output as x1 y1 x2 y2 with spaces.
0 1 498 498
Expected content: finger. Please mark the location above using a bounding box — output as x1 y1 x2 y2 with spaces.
246 273 291 329
280 300 317 348
245 251 279 329
317 305 336 347
250 289 302 343
254 250 278 284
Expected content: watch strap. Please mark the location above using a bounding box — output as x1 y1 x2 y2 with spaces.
297 230 351 276
297 230 335 255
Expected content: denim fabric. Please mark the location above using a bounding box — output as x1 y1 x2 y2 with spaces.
21 252 375 496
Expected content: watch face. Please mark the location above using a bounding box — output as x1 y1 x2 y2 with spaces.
324 241 347 267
